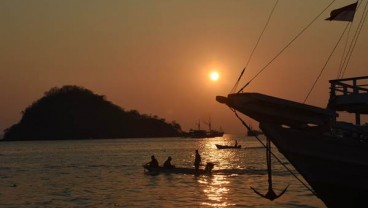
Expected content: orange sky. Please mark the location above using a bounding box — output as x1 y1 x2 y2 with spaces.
1 0 367 134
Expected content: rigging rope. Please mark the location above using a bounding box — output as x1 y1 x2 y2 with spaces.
231 0 279 93
304 23 350 103
237 0 337 93
337 23 353 78
230 107 318 196
304 1 368 102
341 1 368 77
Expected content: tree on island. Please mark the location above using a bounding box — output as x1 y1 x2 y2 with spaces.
3 85 182 140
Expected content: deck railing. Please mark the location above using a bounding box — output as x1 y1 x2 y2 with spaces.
329 76 368 125
329 76 368 97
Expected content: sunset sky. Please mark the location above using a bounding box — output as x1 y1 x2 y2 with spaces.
1 0 367 134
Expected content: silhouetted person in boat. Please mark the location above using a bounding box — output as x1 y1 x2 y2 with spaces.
235 140 238 147
194 150 201 173
163 156 175 168
146 155 159 168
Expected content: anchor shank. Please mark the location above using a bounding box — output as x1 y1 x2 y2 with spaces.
267 138 273 190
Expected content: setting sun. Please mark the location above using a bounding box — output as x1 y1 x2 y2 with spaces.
210 71 220 81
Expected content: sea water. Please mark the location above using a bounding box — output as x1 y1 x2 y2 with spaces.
0 135 325 207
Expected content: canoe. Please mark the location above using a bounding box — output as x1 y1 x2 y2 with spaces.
215 144 241 149
143 162 214 175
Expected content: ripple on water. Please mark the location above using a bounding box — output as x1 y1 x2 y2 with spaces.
0 137 326 208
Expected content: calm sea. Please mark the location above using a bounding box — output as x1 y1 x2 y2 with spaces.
0 135 325 207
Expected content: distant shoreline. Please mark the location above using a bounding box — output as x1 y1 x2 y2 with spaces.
3 86 182 141
0 136 183 142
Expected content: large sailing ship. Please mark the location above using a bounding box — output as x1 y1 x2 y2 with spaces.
186 119 224 138
217 1 368 208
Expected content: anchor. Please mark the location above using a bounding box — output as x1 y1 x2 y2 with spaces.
250 137 289 201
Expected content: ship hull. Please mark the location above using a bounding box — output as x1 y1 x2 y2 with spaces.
217 92 368 208
260 122 368 208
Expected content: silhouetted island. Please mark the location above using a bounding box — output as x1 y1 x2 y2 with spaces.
3 85 182 141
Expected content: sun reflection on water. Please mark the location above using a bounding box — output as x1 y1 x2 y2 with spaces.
198 175 235 207
194 136 249 207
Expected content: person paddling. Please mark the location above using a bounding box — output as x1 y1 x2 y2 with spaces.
163 156 175 168
194 150 201 173
146 155 159 168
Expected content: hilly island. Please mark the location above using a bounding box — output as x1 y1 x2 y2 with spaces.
2 85 182 141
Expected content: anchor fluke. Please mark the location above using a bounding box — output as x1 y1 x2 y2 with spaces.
250 185 289 201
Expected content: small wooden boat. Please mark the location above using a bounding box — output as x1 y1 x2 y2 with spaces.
215 144 241 149
143 163 214 175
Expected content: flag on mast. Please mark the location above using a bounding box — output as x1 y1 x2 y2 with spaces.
326 2 358 22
